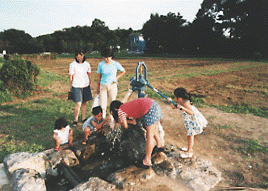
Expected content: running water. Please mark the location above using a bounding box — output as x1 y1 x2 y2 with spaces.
105 123 124 150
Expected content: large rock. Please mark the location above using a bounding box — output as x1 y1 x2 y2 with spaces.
3 152 47 179
70 177 115 191
11 168 46 191
164 145 222 191
107 165 155 189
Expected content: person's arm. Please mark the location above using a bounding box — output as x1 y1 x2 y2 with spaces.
69 75 73 91
69 127 73 136
97 73 101 94
180 101 194 115
116 70 126 81
53 132 58 140
88 72 93 90
91 118 108 130
121 119 128 129
167 98 177 109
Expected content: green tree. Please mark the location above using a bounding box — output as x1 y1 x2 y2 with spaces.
196 0 268 58
142 12 186 53
0 29 41 54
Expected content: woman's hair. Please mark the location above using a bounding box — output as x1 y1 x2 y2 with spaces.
75 50 86 63
101 47 115 59
92 106 103 116
110 100 123 122
174 87 192 104
54 117 68 130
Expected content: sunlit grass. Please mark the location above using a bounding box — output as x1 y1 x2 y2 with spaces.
0 98 84 162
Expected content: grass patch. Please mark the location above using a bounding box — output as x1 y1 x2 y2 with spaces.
37 69 68 87
0 98 82 162
210 104 268 118
217 124 232 129
233 138 268 156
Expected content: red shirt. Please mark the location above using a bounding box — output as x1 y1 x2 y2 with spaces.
118 98 154 122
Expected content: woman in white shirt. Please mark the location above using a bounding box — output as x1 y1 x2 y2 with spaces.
69 50 93 126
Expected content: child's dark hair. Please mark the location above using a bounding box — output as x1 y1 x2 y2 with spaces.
110 100 123 122
54 117 68 130
174 87 192 105
101 47 115 59
75 50 86 63
92 106 103 116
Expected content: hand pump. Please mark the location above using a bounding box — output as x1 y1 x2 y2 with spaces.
128 62 177 107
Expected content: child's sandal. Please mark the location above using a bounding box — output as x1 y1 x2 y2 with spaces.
181 147 193 152
180 152 193 159
55 146 60 151
81 139 87 145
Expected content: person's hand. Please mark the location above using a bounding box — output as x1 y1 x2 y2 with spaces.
167 97 178 109
167 97 172 102
127 118 136 125
103 117 109 124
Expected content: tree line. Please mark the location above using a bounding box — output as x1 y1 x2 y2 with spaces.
0 0 267 59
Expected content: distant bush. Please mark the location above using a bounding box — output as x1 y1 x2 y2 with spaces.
0 59 40 98
51 52 58 59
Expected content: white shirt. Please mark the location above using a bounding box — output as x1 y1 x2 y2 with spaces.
69 61 91 88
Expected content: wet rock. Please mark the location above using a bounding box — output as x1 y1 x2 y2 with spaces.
152 151 168 165
120 124 147 162
70 177 115 191
45 148 79 177
62 149 80 167
11 168 46 191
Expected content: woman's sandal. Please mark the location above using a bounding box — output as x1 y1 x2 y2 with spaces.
81 139 87 145
82 119 87 123
55 146 60 151
73 121 78 127
180 152 193 159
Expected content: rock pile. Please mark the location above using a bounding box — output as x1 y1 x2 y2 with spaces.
1 122 222 191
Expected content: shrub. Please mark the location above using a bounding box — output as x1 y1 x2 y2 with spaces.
0 59 40 97
51 52 58 59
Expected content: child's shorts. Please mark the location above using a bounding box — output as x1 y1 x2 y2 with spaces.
143 101 162 127
72 85 93 102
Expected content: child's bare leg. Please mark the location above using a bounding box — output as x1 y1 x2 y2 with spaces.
74 102 82 122
187 135 194 153
143 123 157 166
68 134 73 144
84 127 91 140
54 138 62 148
153 128 164 148
81 102 87 121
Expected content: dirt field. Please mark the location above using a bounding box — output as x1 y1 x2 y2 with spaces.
7 57 268 190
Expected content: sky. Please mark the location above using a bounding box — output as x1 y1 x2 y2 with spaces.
0 0 203 37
